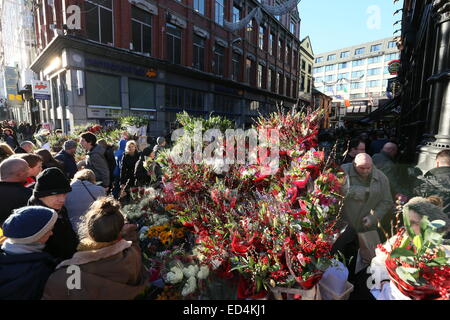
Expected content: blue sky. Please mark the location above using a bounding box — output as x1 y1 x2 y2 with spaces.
298 0 403 55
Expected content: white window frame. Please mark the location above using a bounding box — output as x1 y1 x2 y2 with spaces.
85 0 114 46
131 6 152 54
215 0 224 26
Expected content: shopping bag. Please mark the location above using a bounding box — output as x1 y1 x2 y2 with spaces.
358 230 381 262
358 230 381 265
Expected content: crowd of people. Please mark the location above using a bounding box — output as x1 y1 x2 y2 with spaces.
327 127 450 299
0 118 449 300
0 125 167 299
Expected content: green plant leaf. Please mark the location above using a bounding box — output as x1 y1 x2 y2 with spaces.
430 220 446 230
396 267 419 285
424 228 443 245
413 235 423 252
431 257 450 265
399 235 411 249
390 248 416 258
403 207 416 238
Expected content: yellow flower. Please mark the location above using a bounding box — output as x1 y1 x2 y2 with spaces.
175 230 184 239
165 204 176 211
0 228 5 244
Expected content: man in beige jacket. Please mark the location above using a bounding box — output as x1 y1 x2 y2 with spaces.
333 153 394 279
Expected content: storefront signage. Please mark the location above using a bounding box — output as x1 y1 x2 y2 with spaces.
387 77 402 98
87 107 122 119
388 60 401 75
3 66 23 104
350 100 368 107
85 58 157 78
32 80 51 100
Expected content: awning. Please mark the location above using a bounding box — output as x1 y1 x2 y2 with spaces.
359 97 400 123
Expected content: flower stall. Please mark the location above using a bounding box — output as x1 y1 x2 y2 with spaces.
127 109 355 300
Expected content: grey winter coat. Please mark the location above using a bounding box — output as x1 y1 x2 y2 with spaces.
341 163 394 232
65 180 106 232
85 144 110 187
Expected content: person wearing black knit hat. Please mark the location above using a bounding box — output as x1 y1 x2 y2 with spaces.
28 167 79 261
0 206 58 299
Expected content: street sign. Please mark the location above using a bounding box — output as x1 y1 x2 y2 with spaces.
32 80 51 100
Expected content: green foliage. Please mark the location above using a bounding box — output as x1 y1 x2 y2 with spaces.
119 116 149 128
175 111 234 135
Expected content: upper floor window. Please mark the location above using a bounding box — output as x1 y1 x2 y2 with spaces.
367 68 381 76
278 39 283 60
385 52 399 61
193 0 205 15
351 70 364 79
193 35 205 70
259 26 265 50
324 64 336 71
269 33 274 55
233 5 241 23
85 0 113 45
340 51 349 58
371 44 381 52
315 57 323 63
290 20 295 34
232 53 241 81
355 47 365 55
387 41 396 49
339 62 348 69
213 44 225 76
313 66 324 73
215 0 224 26
257 64 263 88
131 5 152 54
166 23 182 64
327 54 336 61
368 56 382 64
352 59 366 67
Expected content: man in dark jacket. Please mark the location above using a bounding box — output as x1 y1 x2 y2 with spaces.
0 206 58 299
341 138 366 165
372 142 399 195
55 140 78 179
414 149 450 217
0 158 32 224
79 132 110 188
28 167 79 261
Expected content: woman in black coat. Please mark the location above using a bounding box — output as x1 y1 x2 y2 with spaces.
120 140 141 194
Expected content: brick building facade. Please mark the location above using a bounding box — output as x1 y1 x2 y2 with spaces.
30 0 302 136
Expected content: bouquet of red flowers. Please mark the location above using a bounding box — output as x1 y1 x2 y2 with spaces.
159 109 344 298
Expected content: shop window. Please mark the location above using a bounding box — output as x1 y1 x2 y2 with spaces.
85 71 121 106
129 79 155 109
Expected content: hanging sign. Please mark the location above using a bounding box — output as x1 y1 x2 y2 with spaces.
32 80 51 100
388 60 401 75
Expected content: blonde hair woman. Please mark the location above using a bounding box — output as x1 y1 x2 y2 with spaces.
119 140 140 201
0 143 14 163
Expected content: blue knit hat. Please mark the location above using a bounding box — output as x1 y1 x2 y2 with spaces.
2 206 57 244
